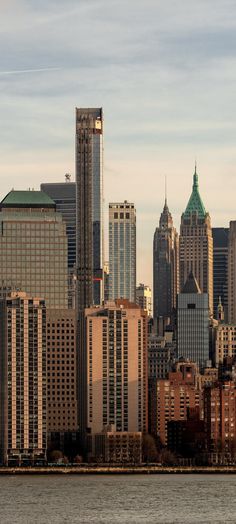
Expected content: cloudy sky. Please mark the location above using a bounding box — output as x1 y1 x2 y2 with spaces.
1 0 236 288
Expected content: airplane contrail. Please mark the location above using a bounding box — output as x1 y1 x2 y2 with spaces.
0 67 60 76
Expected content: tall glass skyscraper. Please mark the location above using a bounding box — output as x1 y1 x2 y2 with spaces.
109 201 136 303
75 108 104 309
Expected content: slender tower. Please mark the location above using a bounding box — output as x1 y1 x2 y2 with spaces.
109 201 136 302
75 108 104 310
153 192 179 332
179 166 213 315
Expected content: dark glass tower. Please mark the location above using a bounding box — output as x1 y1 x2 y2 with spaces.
75 108 104 310
212 227 228 320
41 179 76 270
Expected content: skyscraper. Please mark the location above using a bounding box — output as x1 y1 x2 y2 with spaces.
47 310 77 437
179 166 213 314
212 227 229 320
0 190 68 309
177 272 210 369
84 300 148 435
41 178 76 271
153 197 179 328
75 108 104 309
41 179 76 308
228 221 236 323
0 292 47 465
109 201 136 302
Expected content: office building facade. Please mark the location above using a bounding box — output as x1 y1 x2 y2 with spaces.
0 190 68 310
47 310 78 435
177 272 210 369
75 107 104 309
179 167 213 314
0 292 47 465
109 201 136 303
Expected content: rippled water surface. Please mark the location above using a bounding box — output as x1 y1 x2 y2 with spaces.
0 474 235 523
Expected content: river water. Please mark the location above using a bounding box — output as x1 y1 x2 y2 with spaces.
0 474 235 523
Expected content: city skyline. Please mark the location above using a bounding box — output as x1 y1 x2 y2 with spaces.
1 1 236 289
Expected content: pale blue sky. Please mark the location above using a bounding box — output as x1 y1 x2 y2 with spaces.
1 0 236 287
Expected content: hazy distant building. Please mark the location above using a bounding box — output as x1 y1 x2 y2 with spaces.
228 222 236 324
75 108 104 309
153 198 179 329
177 272 210 369
0 190 68 309
82 300 148 436
180 167 213 315
47 310 77 436
0 292 47 465
136 283 152 316
212 228 228 320
109 202 136 303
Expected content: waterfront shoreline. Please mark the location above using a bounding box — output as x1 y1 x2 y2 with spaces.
1 465 236 474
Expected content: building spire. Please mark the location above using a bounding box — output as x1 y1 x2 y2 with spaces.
183 165 206 219
165 175 167 207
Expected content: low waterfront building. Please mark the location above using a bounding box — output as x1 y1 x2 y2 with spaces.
94 426 142 464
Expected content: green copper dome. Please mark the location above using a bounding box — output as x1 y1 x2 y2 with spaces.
184 166 206 219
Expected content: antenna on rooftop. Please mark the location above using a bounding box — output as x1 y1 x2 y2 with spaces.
65 173 71 182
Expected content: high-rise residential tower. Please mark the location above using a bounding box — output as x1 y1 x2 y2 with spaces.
0 292 47 465
179 167 213 315
153 197 179 328
228 221 236 323
75 108 104 309
109 201 136 303
212 227 229 320
0 190 68 309
84 300 148 436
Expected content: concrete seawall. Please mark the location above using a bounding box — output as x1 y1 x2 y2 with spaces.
1 466 236 474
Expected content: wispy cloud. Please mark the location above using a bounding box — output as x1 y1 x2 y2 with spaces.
0 67 60 75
